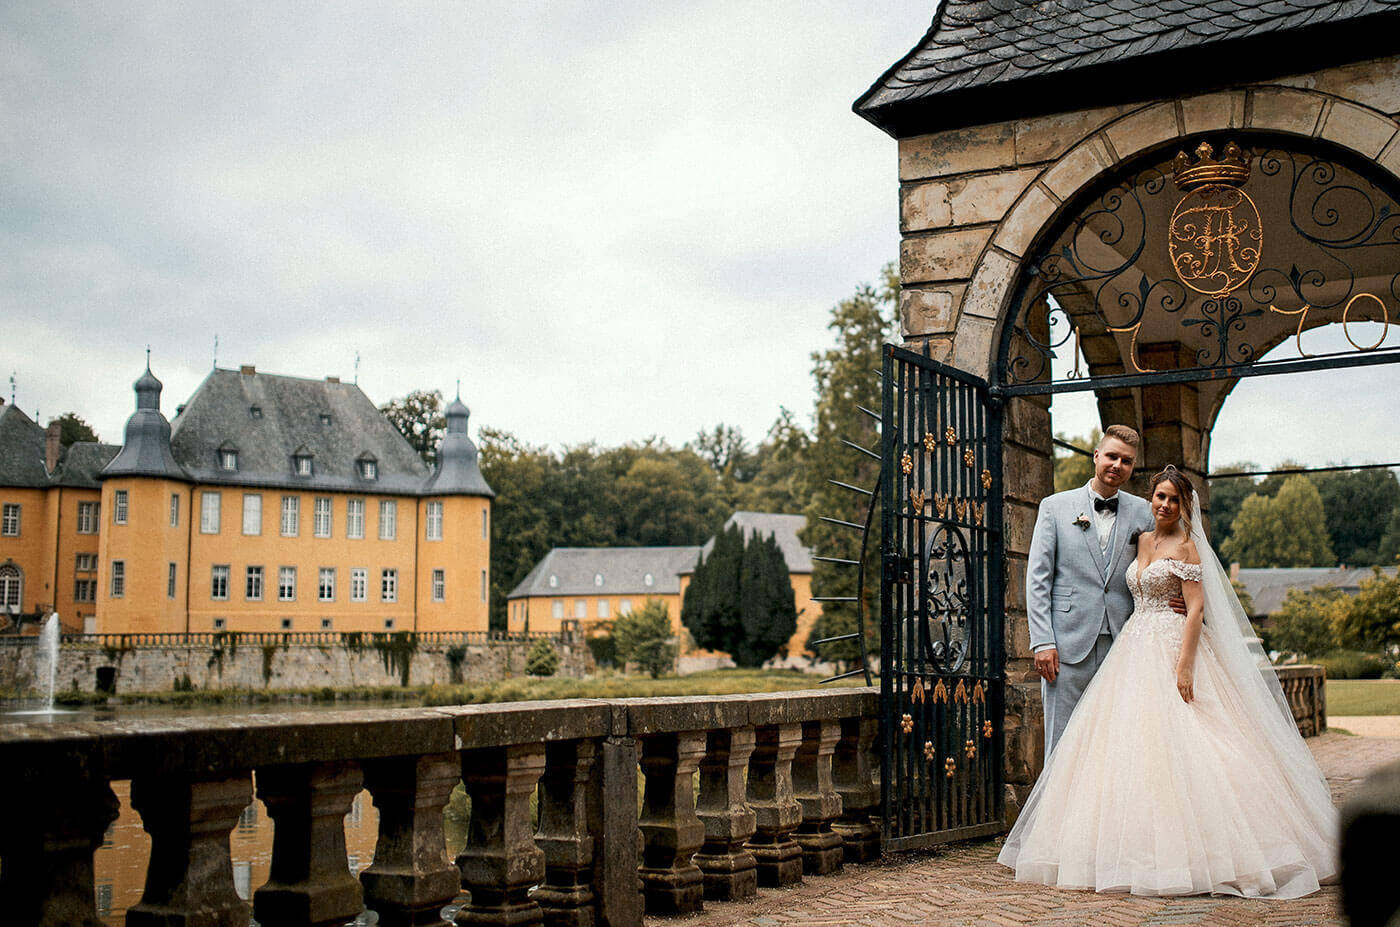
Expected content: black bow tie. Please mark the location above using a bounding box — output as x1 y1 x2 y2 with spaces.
1094 496 1119 513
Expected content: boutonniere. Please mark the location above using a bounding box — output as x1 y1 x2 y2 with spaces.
1072 513 1092 530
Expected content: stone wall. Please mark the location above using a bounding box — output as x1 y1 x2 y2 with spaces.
1 632 590 695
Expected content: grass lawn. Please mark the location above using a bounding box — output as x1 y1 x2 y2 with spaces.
1325 679 1400 716
422 667 863 706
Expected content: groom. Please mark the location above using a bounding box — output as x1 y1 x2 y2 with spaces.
1027 424 1155 760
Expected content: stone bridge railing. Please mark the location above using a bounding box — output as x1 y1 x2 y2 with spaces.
0 688 879 927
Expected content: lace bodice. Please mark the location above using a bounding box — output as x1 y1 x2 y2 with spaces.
1122 558 1203 644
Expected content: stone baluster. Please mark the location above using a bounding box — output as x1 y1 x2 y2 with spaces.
0 768 118 927
359 752 462 927
636 731 707 914
533 739 598 927
744 722 803 886
454 744 547 927
253 760 365 927
831 715 880 862
692 725 757 901
126 772 254 927
792 719 843 875
595 726 642 927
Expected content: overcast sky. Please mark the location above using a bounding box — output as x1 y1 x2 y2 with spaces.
4 3 1397 473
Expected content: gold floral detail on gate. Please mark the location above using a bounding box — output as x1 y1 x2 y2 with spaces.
972 681 986 704
923 431 938 453
945 426 957 445
981 469 992 490
934 494 950 518
932 679 948 704
965 739 977 759
983 720 994 739
954 498 968 521
964 448 976 467
944 757 957 778
954 679 969 704
911 677 925 703
924 740 936 761
972 501 986 525
901 713 914 735
900 452 913 475
909 488 926 512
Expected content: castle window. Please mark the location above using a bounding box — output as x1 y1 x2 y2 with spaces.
381 568 398 602
249 406 262 419
294 454 314 477
109 561 124 599
245 565 264 601
351 568 367 601
211 565 229 600
552 599 564 619
77 501 99 534
425 501 443 540
358 456 378 481
321 617 333 630
574 599 587 619
644 573 654 587
280 496 299 537
378 500 397 540
549 574 558 588
620 598 632 615
200 492 220 534
319 567 335 602
1 504 18 537
0 564 22 608
432 569 445 602
278 566 296 601
594 573 603 587
167 563 177 599
320 413 332 426
280 617 292 630
598 598 610 618
114 490 129 525
213 617 226 630
219 448 238 471
242 494 262 535
314 497 332 538
169 494 180 527
347 499 365 539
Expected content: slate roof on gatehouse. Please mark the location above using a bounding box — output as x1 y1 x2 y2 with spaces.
856 0 1400 136
0 405 47 488
507 547 704 599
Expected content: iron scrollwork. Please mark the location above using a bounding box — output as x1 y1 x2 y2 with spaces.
919 523 971 675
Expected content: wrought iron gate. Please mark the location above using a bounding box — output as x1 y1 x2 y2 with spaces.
880 344 1004 849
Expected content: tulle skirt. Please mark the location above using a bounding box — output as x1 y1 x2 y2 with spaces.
997 611 1337 898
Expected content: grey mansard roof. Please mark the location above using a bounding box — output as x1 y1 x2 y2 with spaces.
0 405 47 488
51 442 121 488
164 368 487 497
692 511 813 574
856 0 1400 137
507 547 703 599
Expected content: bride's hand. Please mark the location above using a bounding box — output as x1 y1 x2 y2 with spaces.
1176 664 1194 703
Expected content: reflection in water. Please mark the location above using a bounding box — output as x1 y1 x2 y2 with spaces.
94 778 470 925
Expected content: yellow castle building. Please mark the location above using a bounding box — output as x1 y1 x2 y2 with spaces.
0 364 493 635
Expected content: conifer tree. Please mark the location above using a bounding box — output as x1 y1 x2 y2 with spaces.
682 527 796 667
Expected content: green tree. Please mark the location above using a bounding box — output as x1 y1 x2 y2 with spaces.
524 636 560 676
1203 462 1258 557
1334 568 1400 653
614 449 727 547
1310 468 1400 566
380 389 446 465
737 408 811 515
1379 505 1400 564
613 599 677 678
801 264 898 670
48 412 99 448
1221 475 1336 568
1267 586 1346 658
1053 429 1098 493
683 526 797 667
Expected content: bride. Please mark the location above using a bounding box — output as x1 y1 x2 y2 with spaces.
998 466 1337 897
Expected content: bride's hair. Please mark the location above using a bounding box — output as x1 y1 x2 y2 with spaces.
1150 465 1196 535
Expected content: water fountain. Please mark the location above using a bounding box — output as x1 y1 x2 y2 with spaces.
37 613 60 710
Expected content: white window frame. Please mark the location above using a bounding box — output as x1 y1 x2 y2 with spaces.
552 599 564 620
167 562 177 599
598 598 610 618
425 501 443 541
346 498 365 539
211 565 229 601
380 568 398 602
77 501 100 534
481 569 487 602
574 599 587 619
200 492 220 534
313 497 332 538
280 496 299 537
431 569 445 602
378 500 397 540
115 490 129 525
350 568 368 602
219 449 238 471
319 567 336 602
169 493 180 527
620 598 632 615
360 459 378 480
1 503 18 537
482 507 489 539
242 494 262 536
294 454 313 476
110 560 125 598
278 566 296 602
246 565 264 601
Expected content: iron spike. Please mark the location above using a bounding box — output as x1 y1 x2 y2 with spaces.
840 439 880 460
827 479 873 496
812 632 860 645
812 556 860 566
819 516 865 531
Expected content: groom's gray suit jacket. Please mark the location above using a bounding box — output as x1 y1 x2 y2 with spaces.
1026 484 1153 665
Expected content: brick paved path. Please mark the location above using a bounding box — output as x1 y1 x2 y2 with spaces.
655 728 1400 927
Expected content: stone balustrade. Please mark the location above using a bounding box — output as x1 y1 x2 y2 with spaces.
0 687 878 927
1277 664 1328 737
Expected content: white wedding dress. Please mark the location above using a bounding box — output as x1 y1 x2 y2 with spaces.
998 557 1338 898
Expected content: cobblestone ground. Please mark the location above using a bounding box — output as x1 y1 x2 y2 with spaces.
653 721 1400 927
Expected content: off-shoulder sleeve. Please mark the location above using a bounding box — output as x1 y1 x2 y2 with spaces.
1167 559 1203 583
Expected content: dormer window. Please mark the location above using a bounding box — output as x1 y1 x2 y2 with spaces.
357 455 378 481
218 444 239 471
549 574 559 588
594 573 604 587
644 573 654 587
319 413 332 426
293 454 313 477
250 406 263 419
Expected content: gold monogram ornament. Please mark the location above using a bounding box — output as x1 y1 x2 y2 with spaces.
1168 141 1261 297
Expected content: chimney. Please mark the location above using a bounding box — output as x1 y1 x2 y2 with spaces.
240 365 256 375
46 421 62 473
326 376 340 384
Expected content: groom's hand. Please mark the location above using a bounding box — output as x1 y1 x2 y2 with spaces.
1035 648 1059 683
1169 595 1187 615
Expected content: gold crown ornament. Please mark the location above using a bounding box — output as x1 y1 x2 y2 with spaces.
1172 141 1251 190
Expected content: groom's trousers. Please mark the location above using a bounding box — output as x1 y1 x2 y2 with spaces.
1042 631 1113 761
